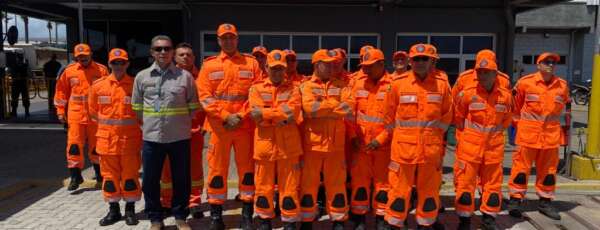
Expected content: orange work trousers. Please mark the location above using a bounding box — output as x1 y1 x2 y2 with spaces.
100 154 141 202
254 157 301 223
454 160 503 217
206 131 254 204
350 150 390 216
300 151 348 222
160 132 204 208
66 123 98 169
385 162 442 227
509 146 559 199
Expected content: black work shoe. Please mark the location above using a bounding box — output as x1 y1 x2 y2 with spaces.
284 222 298 230
457 216 471 230
300 222 313 230
257 217 272 230
67 168 83 191
209 204 225 230
538 198 561 220
99 203 122 226
240 202 254 230
350 213 366 230
480 213 499 230
507 197 523 218
332 221 345 230
190 206 204 219
375 215 390 230
124 202 138 226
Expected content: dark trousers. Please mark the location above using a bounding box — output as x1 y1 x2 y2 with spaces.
142 139 191 222
10 79 29 112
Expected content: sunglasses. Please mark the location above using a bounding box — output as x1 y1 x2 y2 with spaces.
111 61 127 66
540 61 556 66
152 46 173 52
412 56 430 62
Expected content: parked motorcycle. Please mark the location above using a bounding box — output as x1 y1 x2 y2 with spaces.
571 79 591 105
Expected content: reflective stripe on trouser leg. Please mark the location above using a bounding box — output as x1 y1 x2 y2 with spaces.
120 154 142 202
480 163 503 216
206 132 231 205
277 157 301 222
255 160 275 219
372 149 390 216
385 162 415 227
189 133 204 207
100 155 121 202
350 152 371 215
233 131 255 202
66 123 85 169
415 162 441 226
300 151 323 222
535 148 559 199
454 160 476 217
324 150 348 221
508 146 536 199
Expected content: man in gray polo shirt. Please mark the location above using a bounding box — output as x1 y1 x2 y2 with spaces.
132 35 199 230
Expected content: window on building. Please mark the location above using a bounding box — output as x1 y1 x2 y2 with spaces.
263 35 290 50
462 36 494 54
396 35 427 52
292 35 319 53
321 36 348 50
238 34 261 53
430 36 460 54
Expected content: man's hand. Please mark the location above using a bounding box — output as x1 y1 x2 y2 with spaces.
365 140 381 151
224 114 242 130
58 115 66 124
250 108 263 122
350 137 362 153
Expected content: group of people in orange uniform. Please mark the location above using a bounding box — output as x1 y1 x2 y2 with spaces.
54 22 569 230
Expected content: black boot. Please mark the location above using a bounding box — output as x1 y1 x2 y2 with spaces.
99 202 122 226
124 202 139 225
257 217 272 230
240 202 254 230
480 213 499 230
24 108 30 117
375 215 390 230
507 197 523 218
191 206 204 219
209 204 225 230
332 221 344 230
67 168 83 191
92 163 102 185
284 222 298 230
300 222 313 230
350 213 366 230
457 216 471 230
538 197 561 220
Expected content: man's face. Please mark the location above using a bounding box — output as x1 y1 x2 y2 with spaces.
175 47 195 67
314 62 333 80
476 68 497 87
410 56 434 76
394 57 408 72
286 55 298 73
363 61 385 81
218 34 238 54
268 65 286 85
537 59 556 75
76 55 92 67
109 60 130 76
151 39 174 66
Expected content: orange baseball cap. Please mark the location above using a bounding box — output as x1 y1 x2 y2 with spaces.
74 43 91 57
409 43 439 59
475 51 497 71
217 23 238 37
359 48 385 66
267 50 287 68
393 51 408 61
108 48 128 63
536 52 560 64
334 48 347 60
252 46 268 56
283 49 297 58
311 49 338 64
359 45 375 58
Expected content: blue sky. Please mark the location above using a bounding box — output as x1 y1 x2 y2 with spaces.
5 13 67 42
